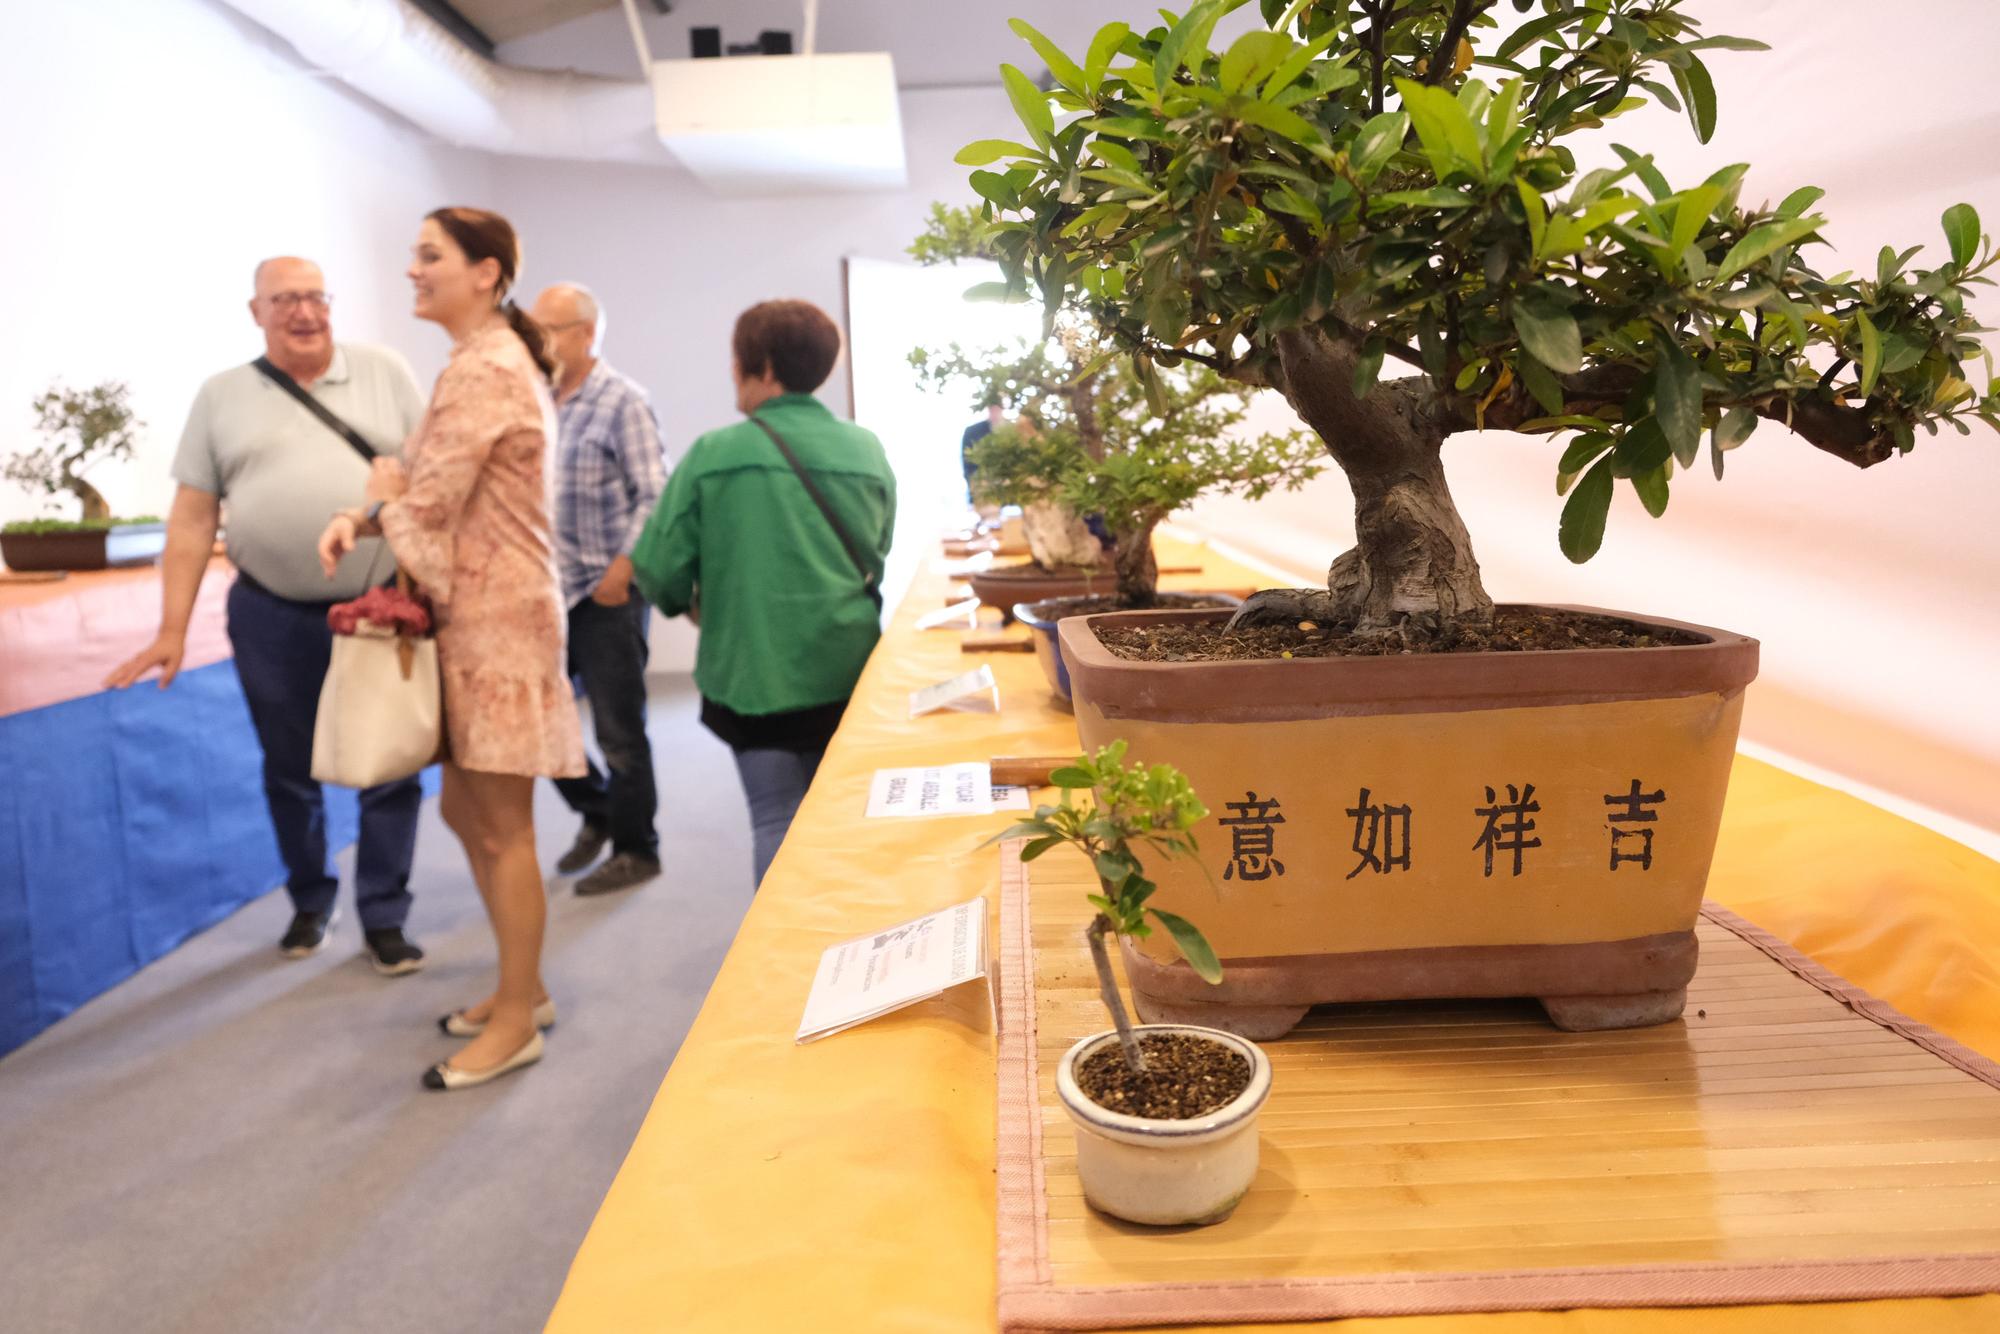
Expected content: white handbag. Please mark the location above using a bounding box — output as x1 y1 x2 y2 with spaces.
310 578 443 788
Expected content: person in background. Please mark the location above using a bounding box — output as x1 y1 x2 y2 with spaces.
631 300 895 888
317 207 584 1090
105 257 429 975
960 395 1003 504
529 282 670 895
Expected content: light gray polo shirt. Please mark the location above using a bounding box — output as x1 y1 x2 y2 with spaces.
173 342 426 601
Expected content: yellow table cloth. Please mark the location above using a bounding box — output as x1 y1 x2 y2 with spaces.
547 535 2000 1333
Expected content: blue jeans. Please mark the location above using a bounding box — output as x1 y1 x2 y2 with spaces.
731 747 824 888
225 577 422 931
552 597 659 859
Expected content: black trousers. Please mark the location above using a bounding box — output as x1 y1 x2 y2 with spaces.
553 597 659 859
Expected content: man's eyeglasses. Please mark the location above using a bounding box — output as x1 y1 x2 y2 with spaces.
266 291 332 312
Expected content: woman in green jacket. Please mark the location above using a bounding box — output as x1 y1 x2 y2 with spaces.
632 300 895 886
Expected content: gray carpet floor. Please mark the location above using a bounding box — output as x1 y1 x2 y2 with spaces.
0 674 750 1334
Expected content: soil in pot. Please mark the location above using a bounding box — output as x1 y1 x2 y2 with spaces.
1099 606 1708 663
1076 1031 1252 1119
1024 592 1239 619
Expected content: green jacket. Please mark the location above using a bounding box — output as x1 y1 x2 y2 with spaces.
632 394 896 717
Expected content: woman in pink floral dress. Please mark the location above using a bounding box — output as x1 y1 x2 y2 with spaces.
318 206 584 1091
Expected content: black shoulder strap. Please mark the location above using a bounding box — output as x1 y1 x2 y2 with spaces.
252 355 378 463
750 416 882 610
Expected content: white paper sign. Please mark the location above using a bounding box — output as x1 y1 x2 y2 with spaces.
914 597 981 631
864 763 1030 818
795 897 990 1043
932 550 996 576
910 664 1000 718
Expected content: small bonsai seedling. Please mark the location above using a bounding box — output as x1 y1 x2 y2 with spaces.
3 382 143 529
991 742 1221 1072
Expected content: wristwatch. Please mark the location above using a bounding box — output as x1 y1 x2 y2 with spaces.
363 500 386 526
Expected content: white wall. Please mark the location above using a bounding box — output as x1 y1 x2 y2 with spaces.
0 0 492 526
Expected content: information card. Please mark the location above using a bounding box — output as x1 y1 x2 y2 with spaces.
910 664 1000 717
864 762 1029 818
795 897 990 1043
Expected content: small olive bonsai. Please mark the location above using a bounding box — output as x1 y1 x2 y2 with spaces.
956 2 1994 638
3 382 144 530
991 742 1221 1071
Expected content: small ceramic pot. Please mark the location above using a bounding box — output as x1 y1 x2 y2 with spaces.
1015 592 1244 709
1055 1023 1272 1227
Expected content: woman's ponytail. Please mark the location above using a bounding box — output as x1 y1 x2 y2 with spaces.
503 298 558 383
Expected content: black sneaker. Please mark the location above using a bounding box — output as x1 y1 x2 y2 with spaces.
363 927 426 977
556 822 611 875
575 852 662 897
280 908 338 959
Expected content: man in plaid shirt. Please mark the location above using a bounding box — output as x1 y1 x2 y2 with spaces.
531 284 671 894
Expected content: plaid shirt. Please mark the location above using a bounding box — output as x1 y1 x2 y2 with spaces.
553 359 671 607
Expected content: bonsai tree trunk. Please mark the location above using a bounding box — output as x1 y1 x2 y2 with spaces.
1022 497 1105 570
1110 513 1164 608
1237 328 1492 632
68 474 111 524
1086 910 1147 1074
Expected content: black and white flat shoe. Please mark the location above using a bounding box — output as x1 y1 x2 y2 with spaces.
437 999 557 1038
422 1030 544 1091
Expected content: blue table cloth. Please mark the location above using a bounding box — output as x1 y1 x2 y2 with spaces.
0 662 371 1056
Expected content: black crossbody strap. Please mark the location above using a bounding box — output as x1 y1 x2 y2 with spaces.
750 416 882 610
252 355 378 463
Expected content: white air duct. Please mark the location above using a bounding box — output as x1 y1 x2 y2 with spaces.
215 0 911 193
215 0 663 164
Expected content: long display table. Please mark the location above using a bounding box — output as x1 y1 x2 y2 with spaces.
546 535 2000 1332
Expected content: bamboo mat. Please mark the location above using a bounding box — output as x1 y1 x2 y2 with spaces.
995 845 2000 1331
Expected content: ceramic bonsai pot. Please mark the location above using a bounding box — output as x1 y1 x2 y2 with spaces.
1059 606 1759 1038
967 561 1113 622
1014 592 1246 710
1055 1024 1272 1227
1 521 166 572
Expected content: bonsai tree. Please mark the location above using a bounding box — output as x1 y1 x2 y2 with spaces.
989 742 1221 1072
4 382 143 525
955 2 1996 635
911 207 1325 604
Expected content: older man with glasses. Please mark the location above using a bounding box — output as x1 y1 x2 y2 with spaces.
106 256 431 973
529 282 671 895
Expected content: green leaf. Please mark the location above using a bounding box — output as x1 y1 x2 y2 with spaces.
1515 179 1547 258
1670 55 1716 143
1084 22 1130 92
1008 18 1085 94
956 139 1035 166
1020 835 1065 861
1231 97 1324 151
1095 851 1135 886
1397 78 1484 176
1513 288 1582 373
1149 909 1222 984
1048 765 1093 788
1155 1 1226 93
1630 462 1670 518
1371 186 1476 210
1260 27 1338 101
962 281 1023 303
1714 406 1758 452
1666 184 1723 268
1559 455 1616 563
1714 215 1822 282
1218 29 1291 94
1352 339 1387 398
1001 63 1054 147
1776 186 1825 219
1496 11 1572 62
1943 203 1981 269
1350 111 1410 183
1556 432 1614 490
1517 352 1565 414
1856 308 1883 399
1652 338 1703 467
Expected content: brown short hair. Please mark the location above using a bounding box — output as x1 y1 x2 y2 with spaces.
732 300 842 393
425 206 556 381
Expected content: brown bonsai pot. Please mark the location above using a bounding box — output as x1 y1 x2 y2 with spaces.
1059 606 1759 1038
1015 592 1245 710
966 561 1114 622
1 521 166 572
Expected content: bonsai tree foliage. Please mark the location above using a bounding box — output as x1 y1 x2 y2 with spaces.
990 743 1222 1073
911 206 1325 604
4 381 142 524
957 0 1996 634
